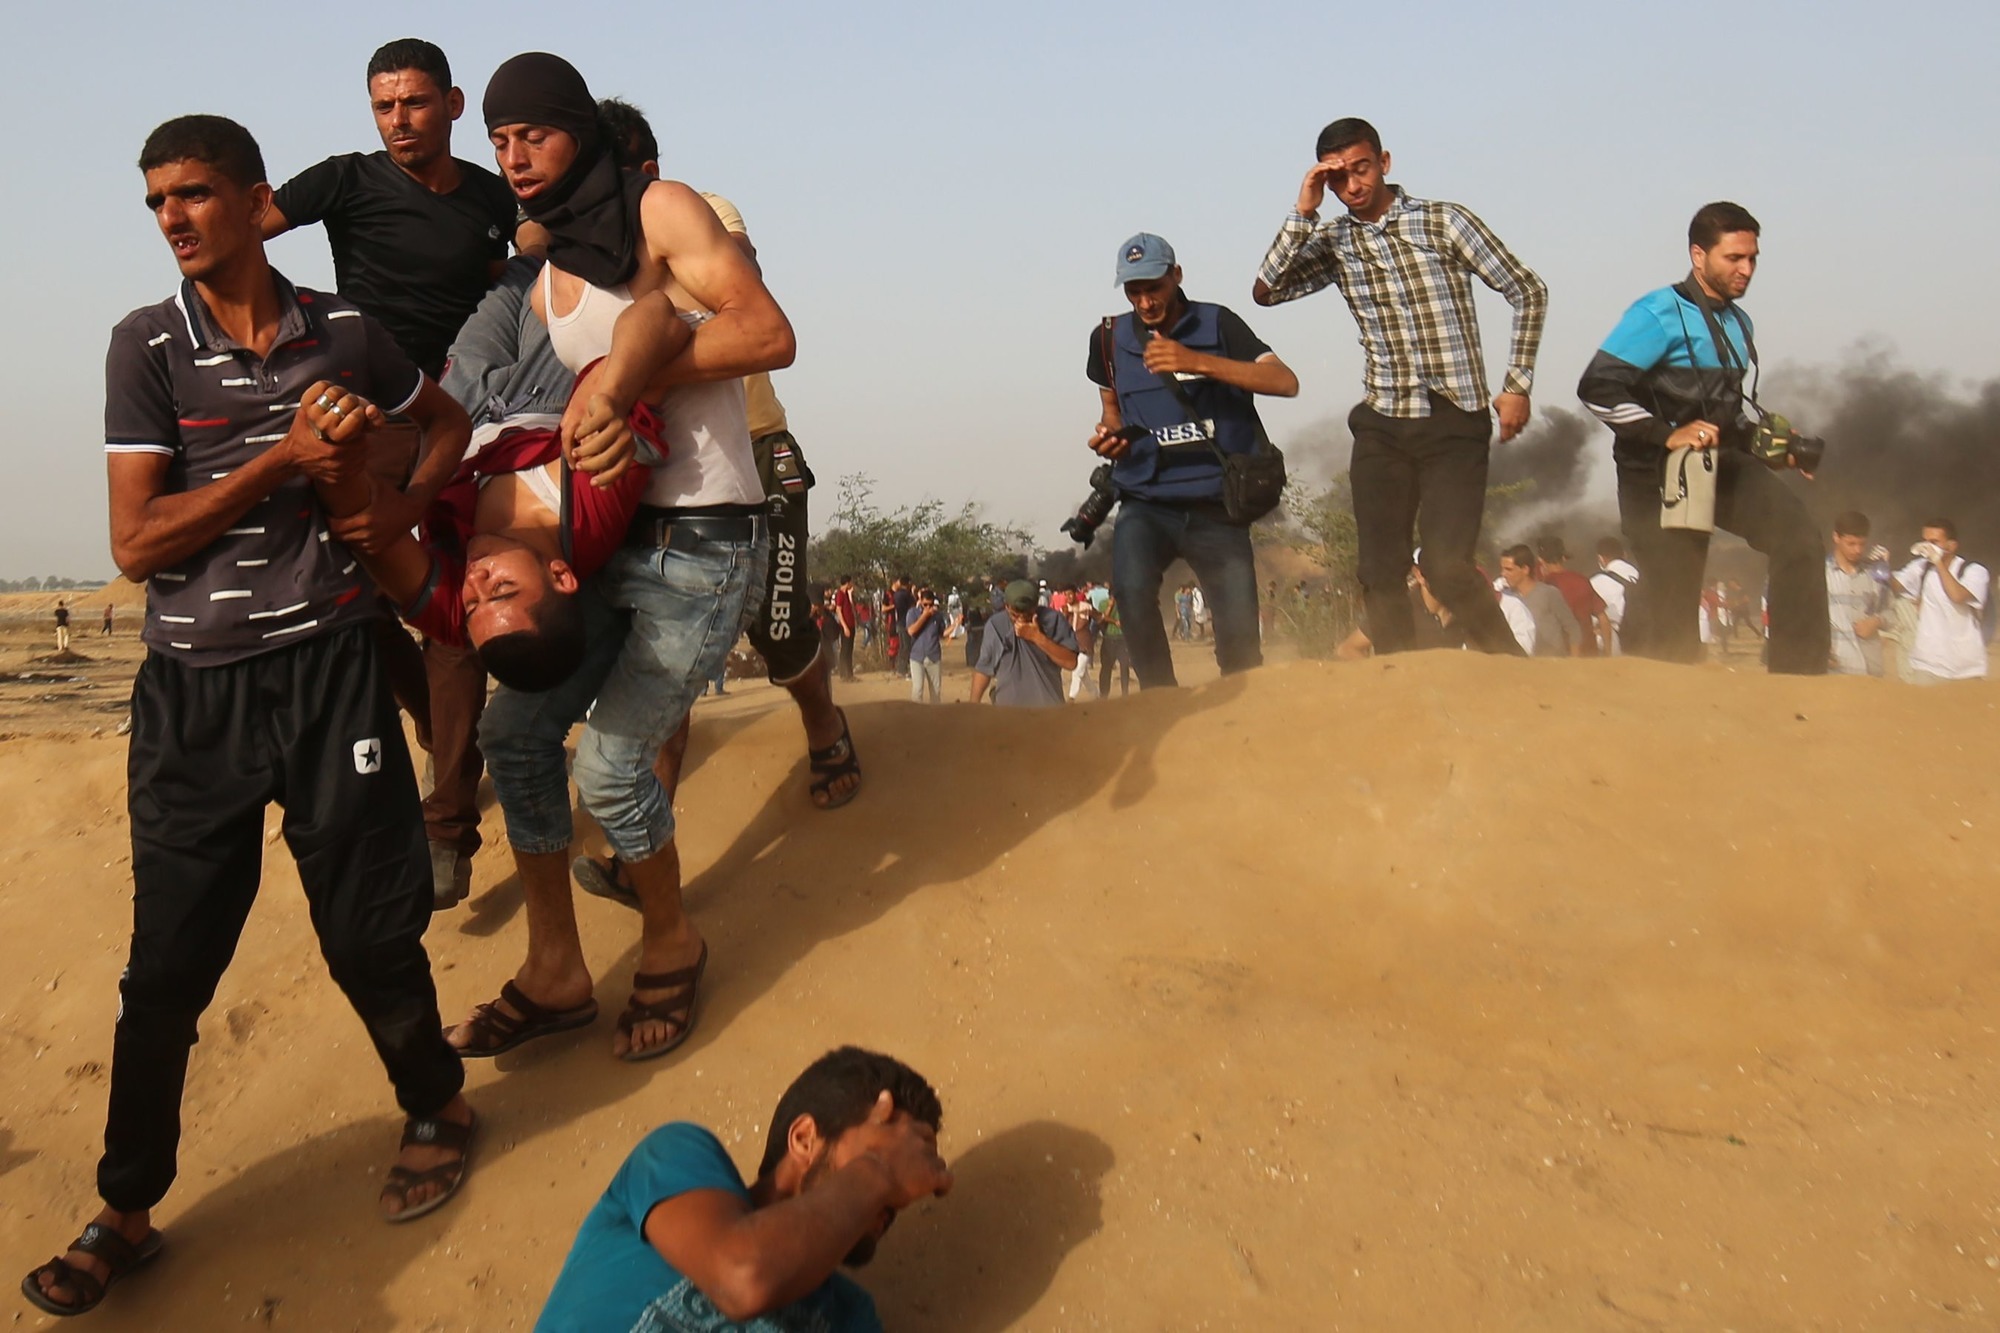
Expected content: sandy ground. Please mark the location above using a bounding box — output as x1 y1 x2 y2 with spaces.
3 605 1999 1330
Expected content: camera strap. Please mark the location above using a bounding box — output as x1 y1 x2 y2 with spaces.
1672 278 1762 419
1132 313 1276 460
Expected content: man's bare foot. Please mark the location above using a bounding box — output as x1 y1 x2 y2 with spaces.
614 927 707 1060
445 964 594 1054
378 1094 475 1221
26 1207 155 1313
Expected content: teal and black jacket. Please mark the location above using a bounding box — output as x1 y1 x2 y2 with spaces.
1577 282 1756 458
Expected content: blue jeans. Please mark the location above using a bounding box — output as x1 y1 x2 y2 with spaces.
1111 497 1261 688
481 525 767 859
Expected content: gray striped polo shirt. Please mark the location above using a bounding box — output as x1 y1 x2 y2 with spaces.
104 272 421 663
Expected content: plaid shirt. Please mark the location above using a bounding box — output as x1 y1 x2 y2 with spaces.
1257 187 1547 419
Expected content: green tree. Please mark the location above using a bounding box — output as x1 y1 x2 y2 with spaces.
811 474 1031 595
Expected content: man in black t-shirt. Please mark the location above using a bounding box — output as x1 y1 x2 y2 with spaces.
264 39 517 378
265 39 519 910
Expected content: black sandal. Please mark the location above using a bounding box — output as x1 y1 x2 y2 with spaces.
616 943 709 1063
20 1223 164 1317
807 708 863 810
447 981 597 1058
380 1111 476 1224
573 854 640 911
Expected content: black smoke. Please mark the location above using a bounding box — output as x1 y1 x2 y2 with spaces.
1769 352 2000 555
1489 407 1594 507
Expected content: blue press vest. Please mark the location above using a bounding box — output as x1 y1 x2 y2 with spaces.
1109 303 1265 503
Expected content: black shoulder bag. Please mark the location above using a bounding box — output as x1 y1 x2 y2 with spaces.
1107 314 1288 526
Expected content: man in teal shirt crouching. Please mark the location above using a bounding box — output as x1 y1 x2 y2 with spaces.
536 1048 950 1331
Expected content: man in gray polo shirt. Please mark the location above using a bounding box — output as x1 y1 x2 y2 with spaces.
1826 511 1891 677
969 580 1081 706
23 116 475 1320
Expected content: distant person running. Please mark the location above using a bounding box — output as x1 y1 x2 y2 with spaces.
101 603 114 637
23 114 475 1320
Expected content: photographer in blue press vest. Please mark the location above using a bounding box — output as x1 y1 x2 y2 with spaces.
1082 234 1298 688
1577 201 1830 675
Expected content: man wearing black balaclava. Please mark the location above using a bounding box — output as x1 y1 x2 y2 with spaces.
445 52 795 1066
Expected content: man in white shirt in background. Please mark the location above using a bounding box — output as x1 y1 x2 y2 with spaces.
1893 518 1990 683
1591 537 1639 655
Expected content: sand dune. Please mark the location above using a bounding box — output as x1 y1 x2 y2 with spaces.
2 652 1997 1330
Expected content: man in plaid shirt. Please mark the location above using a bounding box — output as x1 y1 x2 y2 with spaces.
1255 117 1546 656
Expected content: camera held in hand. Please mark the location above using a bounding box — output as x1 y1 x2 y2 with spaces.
1062 463 1119 548
1749 411 1826 474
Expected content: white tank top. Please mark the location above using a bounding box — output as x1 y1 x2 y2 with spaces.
541 264 759 509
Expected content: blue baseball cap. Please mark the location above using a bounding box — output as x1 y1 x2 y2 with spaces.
1115 232 1176 285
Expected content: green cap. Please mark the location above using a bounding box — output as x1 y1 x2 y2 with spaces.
1004 579 1039 612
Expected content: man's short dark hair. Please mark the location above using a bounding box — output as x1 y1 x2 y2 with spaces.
1315 117 1382 158
598 96 659 168
1832 511 1871 538
476 587 587 692
1924 517 1959 540
1535 536 1568 564
758 1047 943 1178
139 115 267 189
367 38 452 93
1596 536 1625 560
1501 543 1536 569
1689 201 1761 250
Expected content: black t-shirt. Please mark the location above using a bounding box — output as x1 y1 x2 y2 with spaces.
275 152 516 378
54 606 68 627
1084 306 1272 387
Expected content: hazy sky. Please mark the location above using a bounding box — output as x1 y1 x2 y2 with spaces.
5 0 1996 577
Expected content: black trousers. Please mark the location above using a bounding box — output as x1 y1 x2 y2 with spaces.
1349 398 1524 656
744 433 823 684
1614 443 1829 675
101 621 464 1211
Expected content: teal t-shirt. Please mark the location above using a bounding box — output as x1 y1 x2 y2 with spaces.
535 1123 884 1333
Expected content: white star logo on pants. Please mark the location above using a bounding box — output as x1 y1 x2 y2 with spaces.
352 738 382 775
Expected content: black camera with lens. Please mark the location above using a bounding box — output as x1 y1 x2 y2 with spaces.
1749 411 1826 474
1062 464 1118 548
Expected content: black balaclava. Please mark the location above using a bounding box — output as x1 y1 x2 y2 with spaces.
483 52 648 289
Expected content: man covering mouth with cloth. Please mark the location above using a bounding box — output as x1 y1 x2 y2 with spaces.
445 52 795 1065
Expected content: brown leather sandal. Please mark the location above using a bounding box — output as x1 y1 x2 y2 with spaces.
447 981 597 1059
616 943 710 1063
20 1223 164 1317
380 1111 476 1224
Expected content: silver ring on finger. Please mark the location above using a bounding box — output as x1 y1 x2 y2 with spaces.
314 392 337 411
328 401 347 420
311 423 330 442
